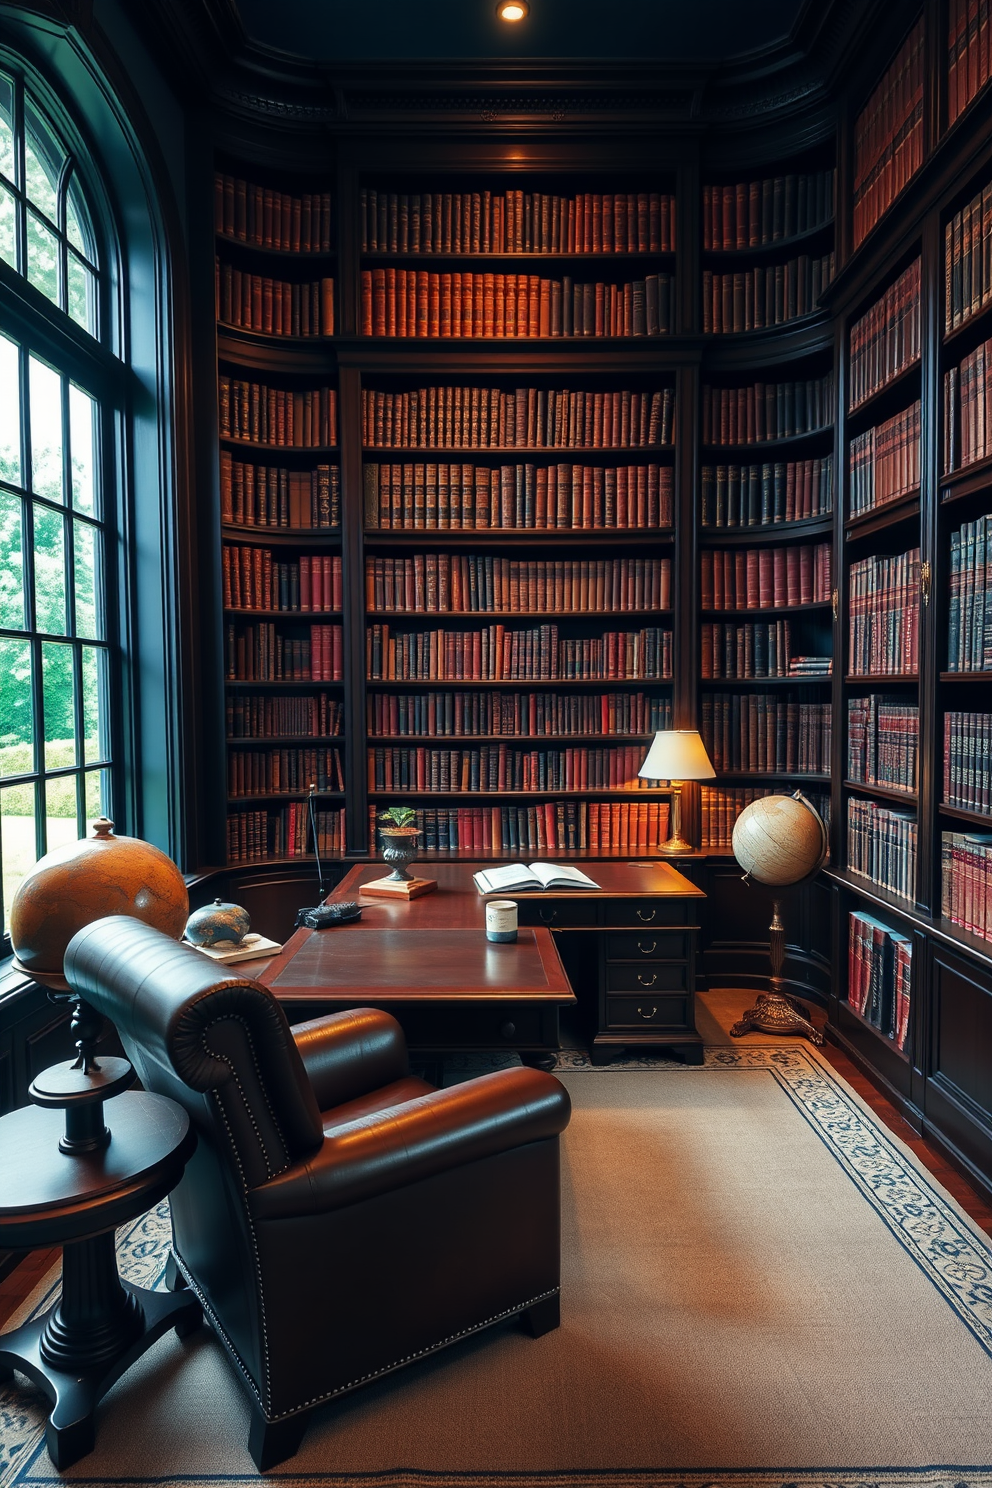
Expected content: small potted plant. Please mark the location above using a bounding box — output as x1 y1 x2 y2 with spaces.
378 806 421 883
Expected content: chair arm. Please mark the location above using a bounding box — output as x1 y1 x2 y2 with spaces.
291 1007 409 1111
248 1065 570 1220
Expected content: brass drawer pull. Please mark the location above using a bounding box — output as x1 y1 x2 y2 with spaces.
637 939 657 955
637 1005 658 1020
637 972 657 987
539 908 557 924
636 908 657 923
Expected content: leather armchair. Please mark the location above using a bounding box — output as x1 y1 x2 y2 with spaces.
64 915 571 1471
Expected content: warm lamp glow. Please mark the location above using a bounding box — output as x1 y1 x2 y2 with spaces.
497 0 529 19
638 730 716 783
638 731 715 854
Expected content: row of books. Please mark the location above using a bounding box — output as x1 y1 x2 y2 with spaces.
359 269 675 338
361 385 675 450
942 831 992 941
848 548 920 676
370 800 672 855
848 401 920 517
700 457 833 528
945 180 992 333
942 337 992 473
701 172 836 251
225 622 344 682
227 806 344 864
367 743 656 794
849 259 921 410
701 695 831 776
214 175 333 253
365 689 672 739
699 543 832 611
699 786 830 852
219 456 340 530
701 254 835 334
700 620 797 679
365 623 672 682
218 378 338 448
226 692 344 739
363 460 674 532
847 911 911 1049
359 187 676 256
222 548 343 614
847 696 919 794
944 711 992 811
853 19 925 248
228 746 345 798
364 554 671 615
215 265 335 337
847 796 917 902
948 0 992 125
701 375 833 445
948 515 992 671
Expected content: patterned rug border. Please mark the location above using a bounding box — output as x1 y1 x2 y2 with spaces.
4 1051 992 1488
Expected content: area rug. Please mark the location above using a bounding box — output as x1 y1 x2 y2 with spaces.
3 1047 992 1487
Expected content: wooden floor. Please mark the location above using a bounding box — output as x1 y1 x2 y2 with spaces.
2 1038 991 1333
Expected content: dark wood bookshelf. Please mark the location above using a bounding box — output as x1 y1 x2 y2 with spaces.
699 515 833 544
939 803 992 826
844 491 921 536
363 530 674 545
365 609 672 622
361 445 675 458
843 779 918 805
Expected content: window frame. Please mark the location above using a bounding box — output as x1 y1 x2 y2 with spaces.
0 63 127 948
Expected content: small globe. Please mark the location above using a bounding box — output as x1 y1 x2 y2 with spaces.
185 898 251 947
9 817 189 988
732 793 828 887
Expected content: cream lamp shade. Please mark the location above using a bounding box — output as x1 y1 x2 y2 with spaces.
638 730 716 782
638 730 715 853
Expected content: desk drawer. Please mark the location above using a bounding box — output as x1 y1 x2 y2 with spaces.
515 899 598 928
606 995 690 1029
606 962 688 993
606 931 688 961
604 899 689 927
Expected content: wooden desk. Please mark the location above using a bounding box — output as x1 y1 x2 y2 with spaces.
258 860 704 1065
259 862 574 1059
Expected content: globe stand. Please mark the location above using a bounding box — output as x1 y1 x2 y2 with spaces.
729 896 824 1045
729 792 828 1048
30 992 135 1154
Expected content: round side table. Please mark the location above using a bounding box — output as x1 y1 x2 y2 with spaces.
0 1090 200 1469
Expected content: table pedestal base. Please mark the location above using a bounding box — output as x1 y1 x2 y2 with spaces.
0 1232 201 1469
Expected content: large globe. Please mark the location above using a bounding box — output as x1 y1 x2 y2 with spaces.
732 792 828 887
9 817 188 987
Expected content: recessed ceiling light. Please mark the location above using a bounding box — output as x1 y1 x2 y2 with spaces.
496 0 529 20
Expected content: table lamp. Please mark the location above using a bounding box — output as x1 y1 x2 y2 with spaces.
638 730 715 853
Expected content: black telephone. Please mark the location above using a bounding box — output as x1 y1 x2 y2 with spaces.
294 901 362 930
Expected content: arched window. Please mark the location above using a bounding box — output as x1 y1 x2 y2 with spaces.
0 67 115 938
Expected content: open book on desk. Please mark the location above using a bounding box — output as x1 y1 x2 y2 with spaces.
473 863 600 894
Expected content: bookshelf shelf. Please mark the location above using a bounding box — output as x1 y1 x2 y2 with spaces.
228 792 345 804
365 789 672 800
224 609 343 620
701 222 834 260
843 779 918 806
940 803 992 825
360 250 677 266
700 674 832 686
217 233 335 262
700 516 833 544
700 429 833 455
368 732 655 744
838 996 911 1063
844 491 921 536
227 735 344 745
217 325 336 349
225 679 345 689
938 670 992 681
940 452 992 502
364 609 672 622
364 677 672 689
846 359 921 423
703 601 831 617
845 673 919 683
221 526 341 545
363 530 675 546
219 437 338 455
361 445 675 458
709 771 831 784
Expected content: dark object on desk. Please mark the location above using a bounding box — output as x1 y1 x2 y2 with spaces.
294 901 362 930
63 914 571 1472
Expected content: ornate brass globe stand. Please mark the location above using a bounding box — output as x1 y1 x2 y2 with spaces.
729 791 828 1046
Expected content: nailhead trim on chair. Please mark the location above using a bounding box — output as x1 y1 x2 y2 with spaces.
174 1245 559 1426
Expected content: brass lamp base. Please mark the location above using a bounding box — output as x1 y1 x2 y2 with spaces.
660 833 695 854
